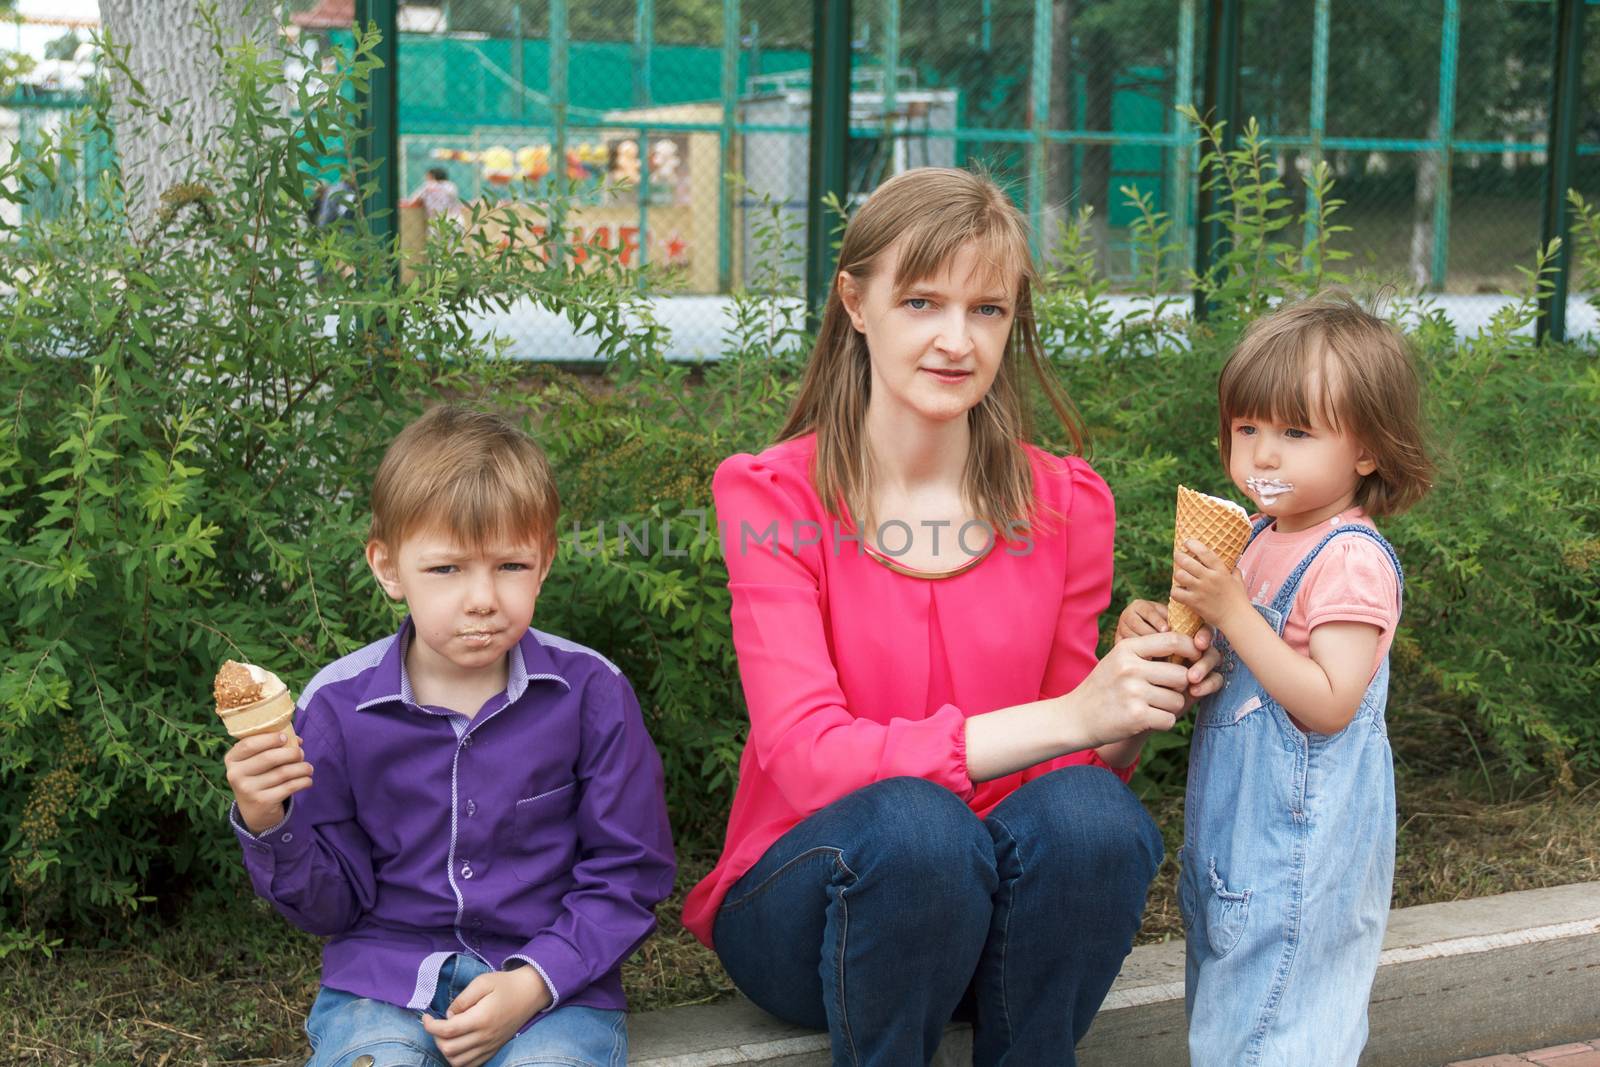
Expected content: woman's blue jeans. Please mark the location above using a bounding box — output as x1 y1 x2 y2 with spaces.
712 767 1164 1066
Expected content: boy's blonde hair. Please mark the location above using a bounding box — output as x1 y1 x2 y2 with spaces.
369 405 560 556
1218 293 1433 517
777 166 1085 534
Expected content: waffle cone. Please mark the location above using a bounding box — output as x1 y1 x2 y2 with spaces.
215 686 298 743
1166 485 1253 639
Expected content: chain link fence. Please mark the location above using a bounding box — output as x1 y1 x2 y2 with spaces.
4 1 1595 354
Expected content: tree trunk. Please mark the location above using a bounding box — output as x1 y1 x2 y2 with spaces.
1409 110 1442 290
98 0 280 227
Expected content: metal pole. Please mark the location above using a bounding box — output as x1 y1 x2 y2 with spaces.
1027 0 1052 259
720 0 740 292
1193 0 1242 322
884 0 899 119
355 0 399 249
636 0 654 277
1303 0 1329 261
1537 0 1584 343
635 0 654 108
806 0 852 318
1429 0 1460 290
550 0 568 264
513 2 525 122
1173 0 1197 282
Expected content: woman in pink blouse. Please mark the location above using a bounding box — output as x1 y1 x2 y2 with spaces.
682 168 1221 1065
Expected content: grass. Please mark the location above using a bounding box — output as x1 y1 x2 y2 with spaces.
4 710 1598 1065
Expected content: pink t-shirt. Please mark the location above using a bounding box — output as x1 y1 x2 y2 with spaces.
1235 509 1401 681
681 433 1126 948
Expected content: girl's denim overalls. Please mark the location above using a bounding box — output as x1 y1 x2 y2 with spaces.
1181 519 1403 1066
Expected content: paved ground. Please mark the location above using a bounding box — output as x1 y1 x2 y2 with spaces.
1450 1040 1600 1066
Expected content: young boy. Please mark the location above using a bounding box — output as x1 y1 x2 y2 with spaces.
225 405 675 1067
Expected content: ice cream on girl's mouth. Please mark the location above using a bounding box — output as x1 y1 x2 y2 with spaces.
1245 477 1294 506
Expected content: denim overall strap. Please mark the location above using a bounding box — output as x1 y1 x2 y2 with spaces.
1265 524 1405 628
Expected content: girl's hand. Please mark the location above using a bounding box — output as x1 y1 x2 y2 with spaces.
1115 598 1170 641
1171 539 1252 632
1183 627 1226 704
422 966 551 1067
1072 631 1198 746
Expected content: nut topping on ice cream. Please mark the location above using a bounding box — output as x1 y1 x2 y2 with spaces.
214 660 268 711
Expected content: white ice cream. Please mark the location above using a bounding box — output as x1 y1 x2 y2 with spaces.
1245 477 1294 507
243 663 288 698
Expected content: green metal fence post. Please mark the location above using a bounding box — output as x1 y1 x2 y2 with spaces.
1027 0 1052 260
1537 0 1585 344
513 2 525 122
884 0 899 118
807 0 852 319
720 0 740 292
550 0 569 267
635 0 654 108
636 0 655 276
1430 0 1460 290
1172 0 1197 275
1193 0 1242 322
1303 0 1329 261
354 0 399 249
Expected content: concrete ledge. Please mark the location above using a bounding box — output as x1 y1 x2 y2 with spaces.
629 881 1600 1066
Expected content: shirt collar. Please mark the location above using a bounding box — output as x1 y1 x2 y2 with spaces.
356 618 570 712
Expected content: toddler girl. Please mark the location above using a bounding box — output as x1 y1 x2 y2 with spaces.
1121 294 1433 1065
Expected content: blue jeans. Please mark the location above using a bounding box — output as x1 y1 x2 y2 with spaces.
712 769 1164 1066
304 954 627 1067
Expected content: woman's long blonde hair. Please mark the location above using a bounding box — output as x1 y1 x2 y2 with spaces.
777 167 1085 534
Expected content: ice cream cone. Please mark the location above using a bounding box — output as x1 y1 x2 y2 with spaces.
214 660 298 744
1166 485 1253 645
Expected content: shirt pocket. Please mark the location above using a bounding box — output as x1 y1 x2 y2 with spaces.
504 780 580 886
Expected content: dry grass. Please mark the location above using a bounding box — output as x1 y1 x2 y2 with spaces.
4 712 1596 1065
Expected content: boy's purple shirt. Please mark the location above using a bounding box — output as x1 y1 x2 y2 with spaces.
230 620 676 1020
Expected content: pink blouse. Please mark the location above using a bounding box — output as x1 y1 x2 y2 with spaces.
681 433 1130 947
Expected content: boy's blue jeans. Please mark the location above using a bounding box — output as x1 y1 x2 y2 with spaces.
304 953 626 1067
712 768 1164 1066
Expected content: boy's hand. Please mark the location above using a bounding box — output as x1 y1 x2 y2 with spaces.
1116 598 1170 641
423 966 551 1067
224 733 313 835
1171 538 1251 632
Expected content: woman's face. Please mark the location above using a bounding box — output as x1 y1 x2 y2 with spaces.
839 239 1017 429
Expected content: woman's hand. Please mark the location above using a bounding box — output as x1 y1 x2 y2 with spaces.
1115 597 1225 706
1070 631 1199 747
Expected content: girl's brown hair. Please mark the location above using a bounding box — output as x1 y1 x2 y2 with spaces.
369 405 561 556
776 167 1085 534
1218 294 1433 516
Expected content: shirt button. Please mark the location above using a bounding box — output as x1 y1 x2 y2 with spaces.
462 733 474 748
461 863 474 880
466 799 477 817
280 832 293 843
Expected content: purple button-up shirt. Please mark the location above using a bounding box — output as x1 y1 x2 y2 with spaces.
231 621 676 1017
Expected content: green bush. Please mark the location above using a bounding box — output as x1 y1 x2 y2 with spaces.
0 26 646 939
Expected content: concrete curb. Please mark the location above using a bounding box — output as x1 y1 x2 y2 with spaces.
630 881 1600 1066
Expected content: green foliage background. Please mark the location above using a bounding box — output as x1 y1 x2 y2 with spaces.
1 22 1596 948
